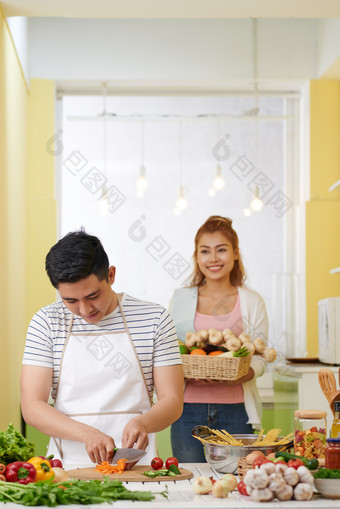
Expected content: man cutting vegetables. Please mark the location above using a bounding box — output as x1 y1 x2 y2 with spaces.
21 231 184 468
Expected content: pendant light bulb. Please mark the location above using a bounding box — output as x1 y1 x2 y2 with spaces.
176 186 188 211
213 164 225 190
250 185 263 212
136 165 148 193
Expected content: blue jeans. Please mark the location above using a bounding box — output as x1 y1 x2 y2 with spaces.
171 402 253 463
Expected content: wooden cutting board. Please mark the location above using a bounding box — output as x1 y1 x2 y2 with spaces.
66 465 193 482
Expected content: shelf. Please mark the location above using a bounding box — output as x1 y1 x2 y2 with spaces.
329 178 340 192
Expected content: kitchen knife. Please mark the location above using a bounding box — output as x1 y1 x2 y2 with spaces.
112 447 146 462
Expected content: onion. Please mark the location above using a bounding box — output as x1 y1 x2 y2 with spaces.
246 450 265 464
52 467 70 483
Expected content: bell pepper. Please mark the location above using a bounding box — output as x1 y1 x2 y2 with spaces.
28 456 54 481
5 461 37 484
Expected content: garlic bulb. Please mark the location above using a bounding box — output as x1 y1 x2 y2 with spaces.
283 467 299 486
185 331 198 347
244 468 269 489
226 337 242 351
275 484 293 501
238 332 250 344
250 488 274 502
293 482 313 501
259 461 276 475
253 337 266 354
268 473 285 492
193 476 213 495
208 329 223 345
275 462 288 475
296 466 314 485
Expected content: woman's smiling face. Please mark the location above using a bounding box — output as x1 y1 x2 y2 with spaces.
196 231 238 283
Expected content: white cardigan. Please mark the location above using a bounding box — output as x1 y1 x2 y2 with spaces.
169 285 268 429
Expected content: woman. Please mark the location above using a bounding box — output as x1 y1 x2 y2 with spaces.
169 215 268 462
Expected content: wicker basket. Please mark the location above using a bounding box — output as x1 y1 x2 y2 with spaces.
237 457 252 480
181 354 251 381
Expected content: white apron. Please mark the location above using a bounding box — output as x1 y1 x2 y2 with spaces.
47 299 157 468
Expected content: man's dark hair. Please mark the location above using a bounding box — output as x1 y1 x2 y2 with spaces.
45 231 110 288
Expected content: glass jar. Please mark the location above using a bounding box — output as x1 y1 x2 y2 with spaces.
294 409 327 459
325 438 340 469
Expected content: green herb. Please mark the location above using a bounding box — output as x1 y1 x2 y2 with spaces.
233 347 250 357
143 468 177 478
0 423 35 464
0 479 167 506
314 468 340 479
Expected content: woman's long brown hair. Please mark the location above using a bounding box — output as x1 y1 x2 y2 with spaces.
188 215 246 287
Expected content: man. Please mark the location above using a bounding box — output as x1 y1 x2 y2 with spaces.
21 231 184 468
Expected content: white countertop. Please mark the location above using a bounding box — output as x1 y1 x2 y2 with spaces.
2 463 340 508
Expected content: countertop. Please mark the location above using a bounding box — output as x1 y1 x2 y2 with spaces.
2 463 340 508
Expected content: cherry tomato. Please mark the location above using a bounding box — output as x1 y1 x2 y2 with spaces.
253 457 270 468
287 459 304 469
237 480 248 496
151 457 163 470
50 458 63 468
165 457 179 469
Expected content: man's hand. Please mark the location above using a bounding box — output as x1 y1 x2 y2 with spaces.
83 428 116 464
121 417 149 452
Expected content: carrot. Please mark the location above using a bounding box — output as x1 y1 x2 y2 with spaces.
95 459 127 474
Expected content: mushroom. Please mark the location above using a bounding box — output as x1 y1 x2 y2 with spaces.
243 342 256 355
226 337 242 352
185 331 198 348
197 329 209 342
222 329 236 341
238 332 250 344
293 482 313 501
253 337 266 354
208 329 223 345
262 347 277 362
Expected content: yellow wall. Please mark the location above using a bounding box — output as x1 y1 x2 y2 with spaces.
0 7 56 431
307 80 340 356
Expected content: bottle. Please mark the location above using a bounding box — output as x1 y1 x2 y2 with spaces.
331 401 340 438
294 409 327 459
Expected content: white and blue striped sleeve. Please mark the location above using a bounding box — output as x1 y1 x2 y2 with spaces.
153 308 182 367
22 309 54 368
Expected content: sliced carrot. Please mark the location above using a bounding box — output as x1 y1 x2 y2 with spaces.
95 459 127 474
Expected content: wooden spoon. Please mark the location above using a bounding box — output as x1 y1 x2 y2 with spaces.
318 368 340 416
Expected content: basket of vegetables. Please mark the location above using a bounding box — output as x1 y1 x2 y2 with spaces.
181 329 277 382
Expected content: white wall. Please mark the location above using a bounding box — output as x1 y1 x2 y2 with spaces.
28 18 318 83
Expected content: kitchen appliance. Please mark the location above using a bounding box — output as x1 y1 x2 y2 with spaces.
318 297 340 365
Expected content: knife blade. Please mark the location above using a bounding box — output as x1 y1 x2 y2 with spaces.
112 447 146 462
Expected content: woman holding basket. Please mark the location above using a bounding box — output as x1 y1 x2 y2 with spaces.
169 215 269 462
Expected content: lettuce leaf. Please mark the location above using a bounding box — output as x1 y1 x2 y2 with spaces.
0 423 35 464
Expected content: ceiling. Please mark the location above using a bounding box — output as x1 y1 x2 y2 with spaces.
2 0 340 19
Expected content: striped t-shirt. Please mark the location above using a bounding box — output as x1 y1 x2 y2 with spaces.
22 293 182 400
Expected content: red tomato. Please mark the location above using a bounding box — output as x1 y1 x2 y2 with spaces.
50 458 63 468
237 481 248 496
165 457 179 469
253 457 270 468
287 459 304 469
151 457 163 470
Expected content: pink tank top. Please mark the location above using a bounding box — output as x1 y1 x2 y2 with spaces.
184 294 244 404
